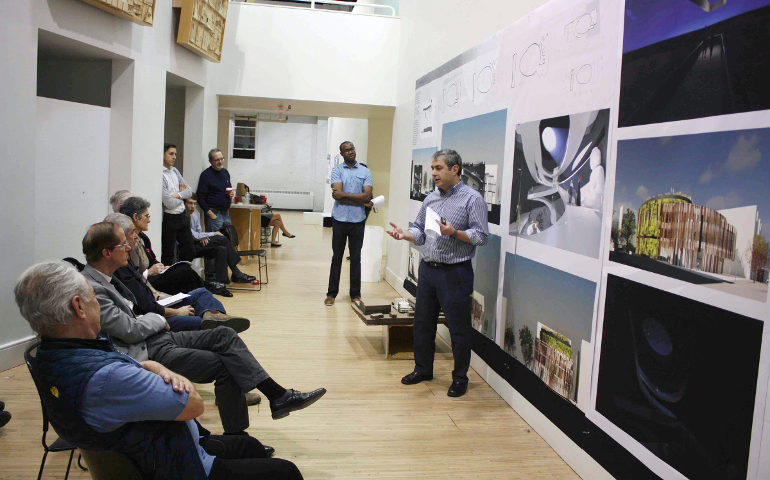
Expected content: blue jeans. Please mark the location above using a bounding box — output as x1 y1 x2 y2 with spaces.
180 287 226 315
205 212 231 233
167 315 202 332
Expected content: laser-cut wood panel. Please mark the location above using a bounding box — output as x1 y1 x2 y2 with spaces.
176 0 228 63
77 0 155 26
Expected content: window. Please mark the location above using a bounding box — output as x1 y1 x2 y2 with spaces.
232 119 256 159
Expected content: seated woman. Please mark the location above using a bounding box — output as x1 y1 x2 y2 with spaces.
120 196 231 297
261 210 295 247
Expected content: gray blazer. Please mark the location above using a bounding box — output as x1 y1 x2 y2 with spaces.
82 264 167 362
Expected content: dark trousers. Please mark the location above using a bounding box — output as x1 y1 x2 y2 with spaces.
166 315 201 331
205 435 303 479
162 212 196 264
413 260 474 384
149 263 204 295
194 235 242 283
145 328 270 433
326 219 365 298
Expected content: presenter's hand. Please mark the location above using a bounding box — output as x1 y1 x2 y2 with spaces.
387 222 407 240
332 190 345 200
436 219 455 237
207 210 217 220
148 263 166 276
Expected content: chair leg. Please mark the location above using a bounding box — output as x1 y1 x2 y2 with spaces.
77 453 88 471
37 451 49 480
64 449 74 480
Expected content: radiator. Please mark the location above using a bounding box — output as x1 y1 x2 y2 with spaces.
251 190 314 210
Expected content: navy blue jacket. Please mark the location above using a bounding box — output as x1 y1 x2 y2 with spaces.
34 337 208 479
114 262 165 316
196 167 232 214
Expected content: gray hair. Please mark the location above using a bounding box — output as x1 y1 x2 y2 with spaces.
14 261 92 335
120 196 151 222
208 148 223 162
433 149 462 175
109 190 133 213
104 213 134 235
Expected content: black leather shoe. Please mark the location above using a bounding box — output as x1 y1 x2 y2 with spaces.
217 288 233 298
270 388 327 420
447 381 468 397
401 371 433 385
205 280 227 292
231 273 256 283
264 445 275 458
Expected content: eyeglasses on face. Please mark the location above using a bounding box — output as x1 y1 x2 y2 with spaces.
110 241 131 250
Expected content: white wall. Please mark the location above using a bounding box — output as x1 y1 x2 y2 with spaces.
228 116 320 197
35 97 111 262
720 205 760 278
213 3 399 107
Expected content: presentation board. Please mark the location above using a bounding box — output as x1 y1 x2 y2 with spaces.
402 0 770 478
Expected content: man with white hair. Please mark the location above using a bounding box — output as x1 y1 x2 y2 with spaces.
80 221 326 434
14 261 303 479
109 189 134 213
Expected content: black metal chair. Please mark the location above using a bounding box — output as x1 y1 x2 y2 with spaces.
24 341 88 480
221 224 268 291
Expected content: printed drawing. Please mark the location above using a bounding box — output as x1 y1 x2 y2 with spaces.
564 4 599 41
512 35 549 88
570 63 593 90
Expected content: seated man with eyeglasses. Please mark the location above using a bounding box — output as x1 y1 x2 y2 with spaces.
80 221 327 435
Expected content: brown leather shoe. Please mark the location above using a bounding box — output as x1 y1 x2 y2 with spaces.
245 391 262 406
324 297 335 306
201 311 250 333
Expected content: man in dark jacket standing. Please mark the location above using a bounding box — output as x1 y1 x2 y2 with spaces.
197 148 234 233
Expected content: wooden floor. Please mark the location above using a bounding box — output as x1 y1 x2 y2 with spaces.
0 212 579 479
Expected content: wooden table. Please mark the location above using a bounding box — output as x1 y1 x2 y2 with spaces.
351 302 446 359
229 203 268 250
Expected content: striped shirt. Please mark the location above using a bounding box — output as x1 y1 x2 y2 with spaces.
408 181 489 264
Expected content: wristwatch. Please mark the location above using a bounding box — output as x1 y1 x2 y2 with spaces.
451 229 459 239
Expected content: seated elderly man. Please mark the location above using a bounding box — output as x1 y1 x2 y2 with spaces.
14 261 303 479
80 221 326 434
104 213 249 334
109 189 134 213
185 194 256 285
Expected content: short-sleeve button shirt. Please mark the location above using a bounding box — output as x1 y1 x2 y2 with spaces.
330 162 373 223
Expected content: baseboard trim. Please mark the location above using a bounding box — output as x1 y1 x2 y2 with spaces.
0 335 37 372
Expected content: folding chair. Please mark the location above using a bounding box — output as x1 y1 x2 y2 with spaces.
221 225 268 291
24 342 88 480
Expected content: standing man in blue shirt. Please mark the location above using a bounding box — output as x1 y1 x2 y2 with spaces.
197 148 234 233
324 141 373 306
387 149 489 398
